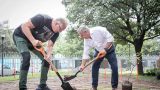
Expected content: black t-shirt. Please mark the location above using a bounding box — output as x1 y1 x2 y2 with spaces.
13 14 59 43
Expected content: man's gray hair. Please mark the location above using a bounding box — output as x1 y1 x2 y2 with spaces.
55 18 69 30
77 26 89 34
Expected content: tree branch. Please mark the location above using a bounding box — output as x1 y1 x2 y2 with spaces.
146 20 160 31
115 31 134 44
118 1 137 12
144 34 160 41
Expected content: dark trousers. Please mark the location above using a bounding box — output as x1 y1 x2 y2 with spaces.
13 35 50 89
92 45 118 88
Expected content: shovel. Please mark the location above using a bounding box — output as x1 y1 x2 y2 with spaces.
64 56 99 81
35 45 75 90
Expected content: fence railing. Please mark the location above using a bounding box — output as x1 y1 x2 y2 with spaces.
0 53 159 76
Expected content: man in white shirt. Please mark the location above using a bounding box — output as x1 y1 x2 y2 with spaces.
77 26 118 90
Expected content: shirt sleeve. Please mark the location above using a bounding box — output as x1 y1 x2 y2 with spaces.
50 33 59 43
82 39 91 60
31 14 44 27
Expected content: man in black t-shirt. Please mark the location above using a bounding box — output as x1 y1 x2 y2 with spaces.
13 14 68 90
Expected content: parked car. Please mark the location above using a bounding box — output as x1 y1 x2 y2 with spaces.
0 64 13 76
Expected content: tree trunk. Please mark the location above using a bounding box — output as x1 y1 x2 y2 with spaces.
134 41 144 75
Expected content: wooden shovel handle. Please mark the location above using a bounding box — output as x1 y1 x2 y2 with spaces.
35 46 58 72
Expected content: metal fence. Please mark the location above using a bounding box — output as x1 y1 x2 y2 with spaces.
0 52 159 76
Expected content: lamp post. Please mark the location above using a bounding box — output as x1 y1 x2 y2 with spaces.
1 34 5 77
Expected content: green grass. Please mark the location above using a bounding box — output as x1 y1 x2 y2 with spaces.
0 70 160 84
0 71 55 83
0 70 77 83
0 73 40 83
0 75 19 83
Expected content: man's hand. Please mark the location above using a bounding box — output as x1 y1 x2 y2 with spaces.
97 49 107 58
32 40 42 48
79 64 85 71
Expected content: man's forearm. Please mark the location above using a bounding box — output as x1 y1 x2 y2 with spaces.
105 42 112 50
21 23 35 43
46 41 54 57
46 46 53 56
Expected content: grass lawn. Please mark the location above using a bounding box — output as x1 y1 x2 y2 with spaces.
0 70 59 83
0 70 160 84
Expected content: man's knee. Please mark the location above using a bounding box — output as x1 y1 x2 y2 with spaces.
21 52 31 70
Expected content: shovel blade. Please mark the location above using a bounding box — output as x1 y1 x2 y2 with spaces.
61 82 74 90
64 75 77 81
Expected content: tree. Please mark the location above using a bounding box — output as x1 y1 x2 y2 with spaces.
64 0 160 74
0 23 17 53
142 38 160 55
54 26 83 56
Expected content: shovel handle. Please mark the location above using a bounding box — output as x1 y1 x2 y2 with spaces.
35 46 58 72
56 72 65 83
82 56 99 71
83 57 98 69
35 46 46 57
76 57 98 75
49 62 58 72
35 46 65 83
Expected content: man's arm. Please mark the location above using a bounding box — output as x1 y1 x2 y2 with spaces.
94 29 113 58
45 40 54 61
104 42 112 51
21 20 40 46
96 27 114 58
80 40 91 71
79 59 89 71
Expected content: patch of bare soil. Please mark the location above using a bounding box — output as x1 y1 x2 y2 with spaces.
0 74 160 90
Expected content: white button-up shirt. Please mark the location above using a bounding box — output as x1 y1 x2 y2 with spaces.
82 26 114 60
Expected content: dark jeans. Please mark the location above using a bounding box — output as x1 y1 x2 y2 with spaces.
92 45 118 88
13 35 50 89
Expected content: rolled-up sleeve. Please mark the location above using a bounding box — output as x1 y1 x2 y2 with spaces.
82 40 90 60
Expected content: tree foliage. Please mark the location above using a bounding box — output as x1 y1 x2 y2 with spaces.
142 39 160 55
0 25 17 53
54 27 83 56
64 0 160 74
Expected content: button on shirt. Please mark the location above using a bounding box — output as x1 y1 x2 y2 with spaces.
82 26 114 60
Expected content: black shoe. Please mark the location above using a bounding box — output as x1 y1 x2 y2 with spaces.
20 88 27 90
36 84 51 90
